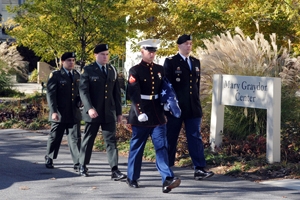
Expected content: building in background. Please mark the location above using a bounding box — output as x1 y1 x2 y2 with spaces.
0 0 25 41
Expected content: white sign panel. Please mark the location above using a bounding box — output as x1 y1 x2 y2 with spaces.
210 74 281 163
221 75 276 109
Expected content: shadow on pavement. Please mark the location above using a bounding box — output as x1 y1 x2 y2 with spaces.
0 129 77 190
1 129 299 200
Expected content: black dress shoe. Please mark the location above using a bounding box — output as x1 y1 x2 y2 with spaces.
162 177 181 193
194 169 214 180
79 165 89 177
45 155 54 169
126 178 139 188
73 164 79 172
111 169 127 181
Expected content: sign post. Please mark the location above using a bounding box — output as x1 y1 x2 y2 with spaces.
210 74 281 163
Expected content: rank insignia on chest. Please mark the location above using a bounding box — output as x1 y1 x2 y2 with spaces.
176 78 180 82
90 76 99 81
129 75 136 83
196 67 200 71
175 66 182 74
158 72 162 79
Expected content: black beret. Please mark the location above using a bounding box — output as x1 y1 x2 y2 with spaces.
61 52 76 61
94 44 109 53
177 34 192 44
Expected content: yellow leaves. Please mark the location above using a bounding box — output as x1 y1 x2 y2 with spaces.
110 45 125 57
39 15 48 21
6 0 128 65
9 25 23 33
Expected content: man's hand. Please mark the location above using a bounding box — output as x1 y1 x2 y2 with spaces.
52 113 59 121
138 113 148 122
164 103 170 111
77 101 83 108
117 115 123 125
88 108 98 118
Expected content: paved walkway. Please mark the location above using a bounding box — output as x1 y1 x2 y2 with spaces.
0 129 299 200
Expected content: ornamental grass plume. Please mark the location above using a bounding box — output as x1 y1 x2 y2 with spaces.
196 27 300 143
0 41 29 81
197 27 300 98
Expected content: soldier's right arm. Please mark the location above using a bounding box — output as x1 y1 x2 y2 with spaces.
127 67 143 117
46 71 58 114
79 67 93 112
163 57 173 83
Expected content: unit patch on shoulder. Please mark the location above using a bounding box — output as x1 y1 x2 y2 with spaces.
129 75 136 83
81 68 85 74
49 72 53 78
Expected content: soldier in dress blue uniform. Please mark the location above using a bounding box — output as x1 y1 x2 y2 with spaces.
163 34 214 180
78 44 127 181
45 52 82 171
126 39 181 193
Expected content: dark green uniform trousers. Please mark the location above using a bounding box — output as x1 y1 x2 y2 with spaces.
46 123 81 165
79 122 118 168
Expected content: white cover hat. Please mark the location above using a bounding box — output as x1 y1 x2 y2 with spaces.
138 39 160 52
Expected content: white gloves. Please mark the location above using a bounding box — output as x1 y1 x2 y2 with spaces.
138 113 148 122
164 103 170 111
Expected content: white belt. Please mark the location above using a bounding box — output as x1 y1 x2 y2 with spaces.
141 94 159 100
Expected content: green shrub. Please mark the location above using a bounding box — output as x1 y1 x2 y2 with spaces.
0 121 13 129
27 120 41 130
28 68 38 83
224 106 266 140
94 134 106 151
0 70 12 93
0 95 49 130
0 88 25 97
143 140 156 161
